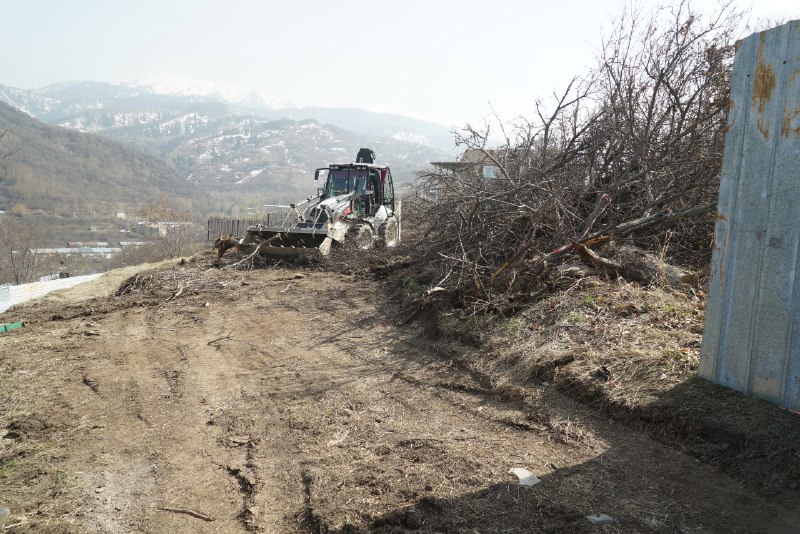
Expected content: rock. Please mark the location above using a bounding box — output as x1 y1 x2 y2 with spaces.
405 511 422 529
586 513 616 525
0 507 10 530
229 435 250 446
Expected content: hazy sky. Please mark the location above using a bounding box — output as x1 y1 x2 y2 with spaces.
5 0 798 128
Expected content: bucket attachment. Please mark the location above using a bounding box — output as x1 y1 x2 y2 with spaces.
244 225 333 257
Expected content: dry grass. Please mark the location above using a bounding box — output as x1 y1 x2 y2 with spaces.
435 274 800 494
0 321 86 532
488 276 702 397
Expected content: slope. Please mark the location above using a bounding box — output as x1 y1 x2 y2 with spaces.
0 102 195 214
0 81 453 191
0 259 798 533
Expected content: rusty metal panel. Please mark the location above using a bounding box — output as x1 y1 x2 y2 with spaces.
700 20 800 410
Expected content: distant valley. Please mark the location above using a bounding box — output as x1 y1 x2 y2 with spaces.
0 80 454 204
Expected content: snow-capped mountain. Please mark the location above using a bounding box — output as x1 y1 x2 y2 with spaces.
0 80 452 199
162 116 443 194
0 79 455 151
0 84 59 118
126 73 293 111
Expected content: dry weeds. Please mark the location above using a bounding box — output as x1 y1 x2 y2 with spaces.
438 274 800 495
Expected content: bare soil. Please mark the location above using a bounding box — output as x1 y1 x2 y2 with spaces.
1 256 799 533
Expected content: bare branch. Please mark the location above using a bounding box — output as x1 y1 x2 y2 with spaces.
0 130 20 160
405 2 742 315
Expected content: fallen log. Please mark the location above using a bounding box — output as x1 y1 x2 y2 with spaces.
574 244 698 287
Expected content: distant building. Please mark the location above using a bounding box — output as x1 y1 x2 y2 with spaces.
142 221 194 237
432 149 503 179
31 247 122 259
67 241 109 248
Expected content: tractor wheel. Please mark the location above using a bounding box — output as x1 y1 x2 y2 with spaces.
347 224 374 250
378 220 399 247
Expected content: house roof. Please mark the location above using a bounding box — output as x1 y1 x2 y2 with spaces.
431 149 502 171
67 241 109 247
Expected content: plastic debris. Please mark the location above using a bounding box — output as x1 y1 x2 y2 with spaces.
0 506 10 529
508 467 540 486
0 321 26 334
586 513 616 524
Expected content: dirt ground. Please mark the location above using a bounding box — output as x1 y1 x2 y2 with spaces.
1 257 799 533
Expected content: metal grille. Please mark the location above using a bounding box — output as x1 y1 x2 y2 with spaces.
207 212 292 240
207 217 266 240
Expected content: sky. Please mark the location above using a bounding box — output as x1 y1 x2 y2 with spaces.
4 0 799 129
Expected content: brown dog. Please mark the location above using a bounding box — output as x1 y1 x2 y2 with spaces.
213 235 240 258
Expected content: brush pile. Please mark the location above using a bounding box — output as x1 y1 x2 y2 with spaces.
408 3 741 315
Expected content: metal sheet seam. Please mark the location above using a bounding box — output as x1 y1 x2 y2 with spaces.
713 31 754 384
747 28 791 394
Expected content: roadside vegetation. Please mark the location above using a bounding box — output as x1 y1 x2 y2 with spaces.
406 2 740 315
0 196 206 286
366 2 800 497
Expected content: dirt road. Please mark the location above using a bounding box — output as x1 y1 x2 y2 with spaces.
1 262 798 533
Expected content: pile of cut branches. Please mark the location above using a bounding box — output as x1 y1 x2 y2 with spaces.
115 267 226 303
408 2 740 315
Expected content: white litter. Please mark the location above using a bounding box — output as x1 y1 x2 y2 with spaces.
508 467 540 486
586 513 616 524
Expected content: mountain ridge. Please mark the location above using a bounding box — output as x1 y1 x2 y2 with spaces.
0 101 196 214
0 80 456 153
0 81 453 201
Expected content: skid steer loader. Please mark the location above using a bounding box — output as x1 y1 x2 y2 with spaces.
239 149 400 257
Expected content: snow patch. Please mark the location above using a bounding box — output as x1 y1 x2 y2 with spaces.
393 131 428 145
127 73 292 110
235 168 265 184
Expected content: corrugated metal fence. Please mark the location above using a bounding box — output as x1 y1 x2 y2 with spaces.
700 20 800 410
0 274 103 314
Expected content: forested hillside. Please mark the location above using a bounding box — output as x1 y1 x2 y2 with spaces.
0 81 453 191
0 102 194 215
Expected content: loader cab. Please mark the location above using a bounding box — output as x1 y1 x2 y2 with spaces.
315 163 395 214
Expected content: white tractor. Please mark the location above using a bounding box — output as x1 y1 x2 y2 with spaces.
240 149 400 257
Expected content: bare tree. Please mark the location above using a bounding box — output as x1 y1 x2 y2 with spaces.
0 216 48 285
0 133 44 285
138 197 199 259
0 130 20 160
410 1 742 315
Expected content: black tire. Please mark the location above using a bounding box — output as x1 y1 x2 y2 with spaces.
378 220 398 247
346 224 374 250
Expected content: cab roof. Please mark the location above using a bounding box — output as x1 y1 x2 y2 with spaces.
326 163 390 170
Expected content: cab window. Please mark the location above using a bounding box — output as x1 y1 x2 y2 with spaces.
382 169 394 211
